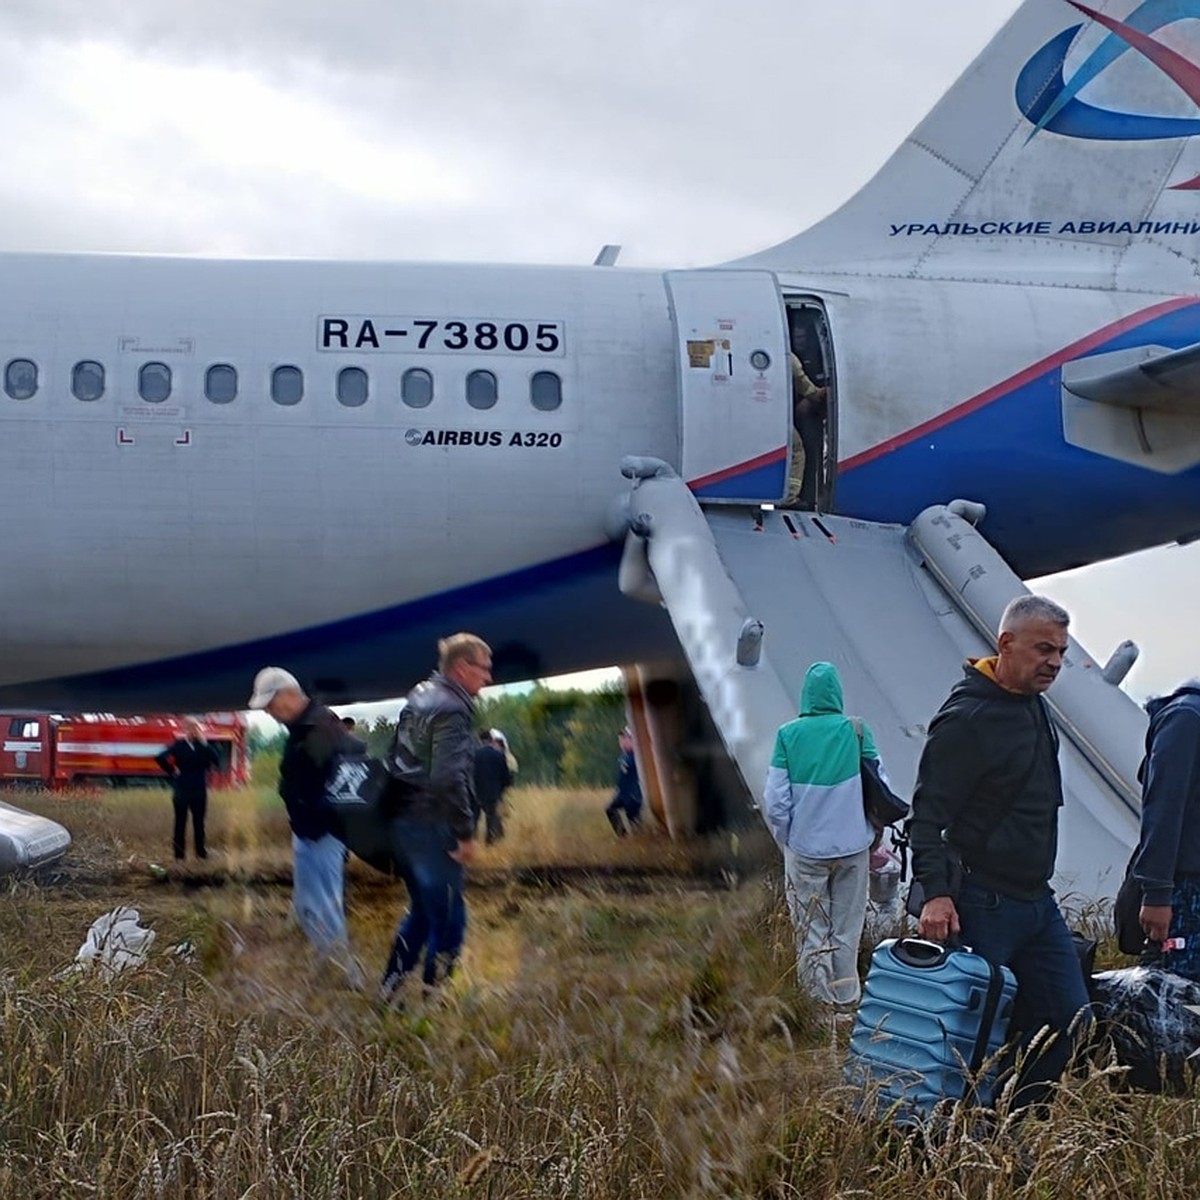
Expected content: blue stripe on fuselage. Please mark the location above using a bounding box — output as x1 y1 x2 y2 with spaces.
838 302 1200 577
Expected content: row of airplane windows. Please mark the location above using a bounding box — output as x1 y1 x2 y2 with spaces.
1 358 564 412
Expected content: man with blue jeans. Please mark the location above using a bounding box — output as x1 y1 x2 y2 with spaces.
912 595 1091 1111
380 633 489 1002
248 666 363 985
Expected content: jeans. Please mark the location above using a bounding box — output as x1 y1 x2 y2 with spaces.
783 846 870 1006
1158 877 1200 981
292 833 350 959
383 818 466 988
172 789 207 858
956 879 1092 1109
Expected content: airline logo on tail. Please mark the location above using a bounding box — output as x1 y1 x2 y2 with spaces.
1018 0 1200 187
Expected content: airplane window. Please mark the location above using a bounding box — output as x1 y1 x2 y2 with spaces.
3 358 37 401
402 368 433 408
466 369 497 410
530 371 562 412
271 365 304 406
72 360 105 402
205 364 238 404
337 367 368 408
138 362 172 404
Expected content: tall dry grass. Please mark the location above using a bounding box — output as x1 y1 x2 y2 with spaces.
1 786 1197 1198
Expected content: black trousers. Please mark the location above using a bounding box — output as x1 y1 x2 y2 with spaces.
172 790 207 859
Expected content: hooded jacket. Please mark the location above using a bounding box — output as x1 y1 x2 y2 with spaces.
762 662 878 859
1132 684 1200 907
910 659 1062 901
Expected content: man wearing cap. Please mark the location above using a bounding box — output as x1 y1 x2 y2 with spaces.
605 726 643 836
380 632 490 1002
248 666 363 981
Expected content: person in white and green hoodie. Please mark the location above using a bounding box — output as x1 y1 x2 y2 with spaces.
763 661 884 1008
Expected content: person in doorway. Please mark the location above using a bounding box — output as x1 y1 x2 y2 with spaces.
783 353 828 510
911 594 1091 1110
1130 678 1200 980
606 726 643 836
248 666 363 984
156 718 220 861
380 633 489 1003
473 729 513 844
762 662 881 1011
790 318 826 386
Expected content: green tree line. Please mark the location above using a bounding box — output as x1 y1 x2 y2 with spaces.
248 684 627 789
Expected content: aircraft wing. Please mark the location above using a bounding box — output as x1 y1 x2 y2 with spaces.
1063 342 1200 412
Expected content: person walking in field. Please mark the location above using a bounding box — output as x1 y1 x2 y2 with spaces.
605 727 643 835
911 594 1091 1110
380 633 489 1003
762 661 884 1011
247 666 363 984
473 730 513 844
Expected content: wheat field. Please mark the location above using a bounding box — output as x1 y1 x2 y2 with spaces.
0 784 1197 1199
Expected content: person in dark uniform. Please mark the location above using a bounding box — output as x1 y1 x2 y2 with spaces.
605 727 643 836
156 718 220 860
473 730 513 844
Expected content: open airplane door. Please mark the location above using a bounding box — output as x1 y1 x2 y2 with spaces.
666 270 791 503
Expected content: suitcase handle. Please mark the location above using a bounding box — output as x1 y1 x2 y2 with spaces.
889 937 952 969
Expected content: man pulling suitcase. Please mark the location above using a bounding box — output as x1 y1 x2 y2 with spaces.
909 595 1092 1111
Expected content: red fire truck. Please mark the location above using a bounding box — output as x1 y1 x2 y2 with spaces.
0 712 249 789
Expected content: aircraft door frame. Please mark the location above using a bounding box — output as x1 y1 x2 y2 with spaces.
665 270 791 504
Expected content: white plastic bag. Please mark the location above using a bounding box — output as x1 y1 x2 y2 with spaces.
73 906 156 977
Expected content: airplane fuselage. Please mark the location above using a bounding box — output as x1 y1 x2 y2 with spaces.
0 251 1197 709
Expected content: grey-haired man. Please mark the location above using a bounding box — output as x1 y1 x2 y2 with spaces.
911 595 1091 1109
249 666 362 982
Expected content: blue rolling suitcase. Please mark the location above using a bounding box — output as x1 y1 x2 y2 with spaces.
845 937 1017 1123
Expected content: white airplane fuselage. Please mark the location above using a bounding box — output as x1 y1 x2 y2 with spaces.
1 250 1196 711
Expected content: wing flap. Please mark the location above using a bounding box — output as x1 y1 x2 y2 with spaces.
1063 342 1200 412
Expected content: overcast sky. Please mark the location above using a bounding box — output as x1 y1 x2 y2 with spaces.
3 0 1197 704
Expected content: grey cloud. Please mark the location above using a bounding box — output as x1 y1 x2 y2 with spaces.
0 1 1020 264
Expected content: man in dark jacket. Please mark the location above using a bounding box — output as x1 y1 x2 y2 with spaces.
911 594 1090 1109
473 730 512 844
248 666 363 982
1131 680 1200 980
156 718 219 860
380 632 490 1001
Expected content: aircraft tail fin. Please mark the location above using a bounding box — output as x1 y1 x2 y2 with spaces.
735 0 1200 288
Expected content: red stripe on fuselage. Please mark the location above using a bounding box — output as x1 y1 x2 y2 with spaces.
840 297 1199 471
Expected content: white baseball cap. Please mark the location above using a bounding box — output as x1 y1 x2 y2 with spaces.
247 666 301 709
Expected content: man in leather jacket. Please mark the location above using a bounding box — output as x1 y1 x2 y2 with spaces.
380 632 491 1001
